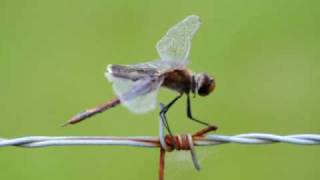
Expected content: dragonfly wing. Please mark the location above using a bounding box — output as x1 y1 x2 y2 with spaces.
121 83 162 114
106 72 163 114
156 15 201 63
107 64 158 81
131 59 186 74
108 59 186 79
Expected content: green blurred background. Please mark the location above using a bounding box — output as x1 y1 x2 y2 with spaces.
0 0 319 179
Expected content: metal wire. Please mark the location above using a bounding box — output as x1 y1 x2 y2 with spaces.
0 133 319 148
1 116 319 180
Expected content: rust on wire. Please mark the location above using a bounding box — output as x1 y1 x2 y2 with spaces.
119 123 217 180
158 125 217 180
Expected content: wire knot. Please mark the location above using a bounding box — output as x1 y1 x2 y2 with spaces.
158 125 218 180
159 125 218 152
163 134 192 152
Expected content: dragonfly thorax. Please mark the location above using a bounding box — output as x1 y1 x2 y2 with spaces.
193 73 216 96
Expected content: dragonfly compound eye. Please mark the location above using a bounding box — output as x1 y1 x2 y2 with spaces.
197 73 216 96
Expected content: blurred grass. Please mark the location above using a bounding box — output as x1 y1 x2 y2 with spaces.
0 0 319 179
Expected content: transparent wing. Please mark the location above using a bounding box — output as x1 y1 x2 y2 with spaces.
131 59 186 74
105 72 163 114
156 15 201 63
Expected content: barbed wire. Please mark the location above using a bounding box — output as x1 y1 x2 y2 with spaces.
1 133 320 148
1 117 319 180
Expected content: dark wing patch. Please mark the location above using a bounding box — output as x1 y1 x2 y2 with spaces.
107 64 158 81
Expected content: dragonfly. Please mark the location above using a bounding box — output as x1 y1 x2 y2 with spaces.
63 15 217 135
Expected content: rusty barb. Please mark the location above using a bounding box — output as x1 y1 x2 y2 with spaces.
158 115 217 180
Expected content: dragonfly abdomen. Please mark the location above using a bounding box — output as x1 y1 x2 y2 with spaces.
63 98 120 126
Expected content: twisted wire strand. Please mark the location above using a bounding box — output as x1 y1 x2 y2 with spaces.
0 133 319 148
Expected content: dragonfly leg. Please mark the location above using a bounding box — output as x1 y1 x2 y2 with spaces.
186 94 218 129
159 94 183 149
159 103 173 138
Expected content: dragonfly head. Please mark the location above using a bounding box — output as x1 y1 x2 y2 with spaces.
193 73 216 96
